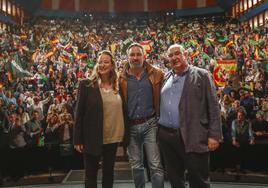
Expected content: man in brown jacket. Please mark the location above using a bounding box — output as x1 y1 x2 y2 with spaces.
119 43 164 188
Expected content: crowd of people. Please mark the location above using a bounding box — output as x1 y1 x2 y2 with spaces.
0 14 268 184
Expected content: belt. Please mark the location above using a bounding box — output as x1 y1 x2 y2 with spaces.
129 114 155 126
159 125 179 134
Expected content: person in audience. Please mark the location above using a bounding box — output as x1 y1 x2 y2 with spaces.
25 110 43 147
16 106 30 126
45 113 60 145
251 110 268 142
9 113 27 149
231 109 255 172
59 105 73 144
7 113 27 180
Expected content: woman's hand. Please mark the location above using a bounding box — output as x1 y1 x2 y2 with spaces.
74 144 84 153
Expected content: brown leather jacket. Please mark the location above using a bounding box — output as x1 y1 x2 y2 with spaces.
119 61 164 117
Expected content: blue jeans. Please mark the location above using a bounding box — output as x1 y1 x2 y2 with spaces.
128 117 164 188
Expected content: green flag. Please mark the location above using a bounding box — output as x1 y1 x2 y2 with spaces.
10 60 33 79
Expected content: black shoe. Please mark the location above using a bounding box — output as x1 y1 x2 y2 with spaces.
239 169 246 174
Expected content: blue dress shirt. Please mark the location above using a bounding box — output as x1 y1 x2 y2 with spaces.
127 70 154 120
158 72 186 129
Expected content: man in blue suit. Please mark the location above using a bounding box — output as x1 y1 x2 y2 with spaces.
158 44 222 188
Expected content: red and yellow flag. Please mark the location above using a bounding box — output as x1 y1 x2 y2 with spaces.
74 53 88 61
7 71 13 81
254 47 259 60
51 39 59 46
20 34 27 40
225 41 234 48
213 60 237 87
0 81 4 89
45 51 54 59
110 43 118 55
150 32 157 37
139 40 152 56
191 51 200 58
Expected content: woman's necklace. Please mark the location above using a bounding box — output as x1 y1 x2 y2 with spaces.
100 81 112 92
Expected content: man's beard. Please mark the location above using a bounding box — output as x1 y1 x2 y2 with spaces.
129 61 143 69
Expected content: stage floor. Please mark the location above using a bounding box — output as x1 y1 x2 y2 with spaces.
5 182 268 188
3 162 268 187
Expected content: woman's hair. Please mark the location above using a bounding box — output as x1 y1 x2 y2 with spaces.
90 50 119 93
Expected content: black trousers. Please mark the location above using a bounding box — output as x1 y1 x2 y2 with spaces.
158 126 210 188
84 143 118 188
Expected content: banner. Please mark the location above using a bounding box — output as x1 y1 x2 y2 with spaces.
213 60 237 87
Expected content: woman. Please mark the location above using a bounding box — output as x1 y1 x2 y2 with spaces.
74 50 125 188
16 106 30 126
59 105 73 144
45 113 60 144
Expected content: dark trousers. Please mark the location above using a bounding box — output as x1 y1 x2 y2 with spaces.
84 143 118 188
232 144 250 170
158 126 210 188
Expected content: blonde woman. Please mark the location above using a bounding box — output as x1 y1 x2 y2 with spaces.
74 50 125 188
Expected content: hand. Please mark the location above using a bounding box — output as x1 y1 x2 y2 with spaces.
74 144 84 153
208 138 220 151
249 140 255 145
232 140 240 147
255 131 263 136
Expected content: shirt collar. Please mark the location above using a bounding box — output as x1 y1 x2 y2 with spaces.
172 65 189 77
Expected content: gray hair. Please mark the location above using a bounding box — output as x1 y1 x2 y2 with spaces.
167 44 186 55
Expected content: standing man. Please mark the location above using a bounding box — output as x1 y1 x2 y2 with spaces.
158 44 222 188
119 43 164 188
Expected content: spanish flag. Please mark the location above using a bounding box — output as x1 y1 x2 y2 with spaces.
254 47 259 60
139 40 152 56
59 55 70 64
45 51 54 59
150 31 157 37
225 41 234 48
51 39 59 46
74 53 88 61
20 34 27 40
0 81 4 89
7 71 13 81
255 33 259 41
191 51 200 58
32 50 39 61
213 60 237 87
110 43 118 55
